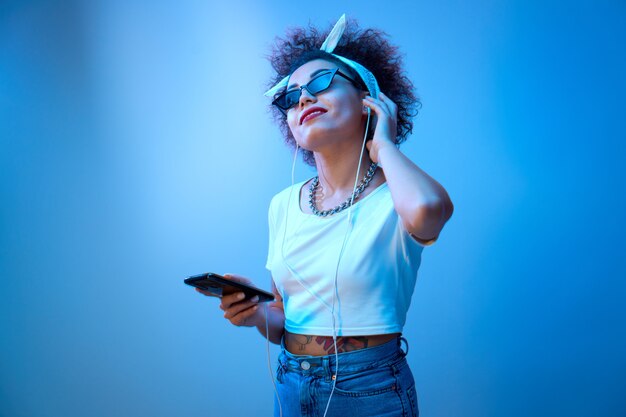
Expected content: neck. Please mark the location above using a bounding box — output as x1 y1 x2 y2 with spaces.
313 141 373 197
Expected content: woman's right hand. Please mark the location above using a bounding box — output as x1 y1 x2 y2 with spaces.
195 273 262 328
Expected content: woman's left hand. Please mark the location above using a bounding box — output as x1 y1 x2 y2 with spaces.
363 91 398 164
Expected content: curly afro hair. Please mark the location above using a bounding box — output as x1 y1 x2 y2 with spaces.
266 17 420 166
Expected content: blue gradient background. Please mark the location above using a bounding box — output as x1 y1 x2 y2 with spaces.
1 1 625 416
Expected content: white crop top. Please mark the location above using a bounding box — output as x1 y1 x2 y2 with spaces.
266 180 425 336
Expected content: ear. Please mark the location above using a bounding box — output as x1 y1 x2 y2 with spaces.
361 90 369 115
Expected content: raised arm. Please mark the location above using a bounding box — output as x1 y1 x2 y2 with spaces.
364 92 454 243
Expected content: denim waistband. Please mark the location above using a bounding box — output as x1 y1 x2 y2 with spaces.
279 336 408 377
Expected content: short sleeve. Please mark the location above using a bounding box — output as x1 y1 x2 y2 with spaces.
410 233 437 247
399 219 437 247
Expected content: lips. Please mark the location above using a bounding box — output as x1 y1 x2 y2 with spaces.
299 106 327 125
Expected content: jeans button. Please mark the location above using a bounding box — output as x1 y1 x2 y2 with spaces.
301 360 311 370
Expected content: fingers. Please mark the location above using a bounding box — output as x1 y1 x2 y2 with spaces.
223 294 260 327
377 91 398 112
192 273 261 328
220 291 246 309
223 297 257 318
232 306 259 327
363 92 397 117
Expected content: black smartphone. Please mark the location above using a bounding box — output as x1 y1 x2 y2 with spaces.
184 272 275 302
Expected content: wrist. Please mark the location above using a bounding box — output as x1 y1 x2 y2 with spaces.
373 140 398 165
250 309 266 329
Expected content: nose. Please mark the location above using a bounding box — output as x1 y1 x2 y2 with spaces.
298 87 317 108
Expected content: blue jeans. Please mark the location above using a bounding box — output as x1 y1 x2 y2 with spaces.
274 337 419 417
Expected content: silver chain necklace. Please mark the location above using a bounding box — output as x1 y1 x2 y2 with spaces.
308 162 378 217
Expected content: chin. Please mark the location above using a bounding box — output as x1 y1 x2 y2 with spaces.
294 132 336 153
297 120 352 140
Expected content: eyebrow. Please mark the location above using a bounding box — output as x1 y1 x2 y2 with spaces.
287 68 333 90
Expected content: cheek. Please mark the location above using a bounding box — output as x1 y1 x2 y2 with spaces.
335 97 365 124
286 112 299 137
336 91 364 114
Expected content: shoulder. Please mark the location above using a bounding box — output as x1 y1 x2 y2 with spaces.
361 181 392 208
269 180 309 215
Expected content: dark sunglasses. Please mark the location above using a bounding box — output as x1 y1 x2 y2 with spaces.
272 68 364 113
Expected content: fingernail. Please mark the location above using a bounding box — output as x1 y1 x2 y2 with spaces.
237 293 245 300
251 295 259 303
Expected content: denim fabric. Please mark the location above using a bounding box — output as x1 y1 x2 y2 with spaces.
274 337 418 417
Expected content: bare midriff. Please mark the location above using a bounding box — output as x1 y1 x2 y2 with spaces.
284 330 400 356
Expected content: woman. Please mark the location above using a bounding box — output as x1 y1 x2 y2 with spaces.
196 15 453 417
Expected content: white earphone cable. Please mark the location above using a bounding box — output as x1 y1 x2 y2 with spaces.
270 109 373 417
265 303 282 417
322 108 372 417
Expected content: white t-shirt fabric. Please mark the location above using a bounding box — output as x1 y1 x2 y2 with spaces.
266 180 426 336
